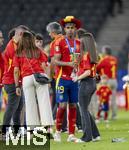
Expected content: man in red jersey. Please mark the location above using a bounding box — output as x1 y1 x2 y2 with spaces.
53 16 81 142
0 30 4 115
46 22 64 116
1 25 29 138
47 22 69 133
97 45 118 119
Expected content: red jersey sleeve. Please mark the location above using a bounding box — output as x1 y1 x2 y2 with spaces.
54 39 62 55
50 42 55 58
3 51 12 73
50 35 64 57
3 39 16 72
39 51 48 63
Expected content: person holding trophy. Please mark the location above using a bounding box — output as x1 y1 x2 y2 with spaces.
53 16 81 142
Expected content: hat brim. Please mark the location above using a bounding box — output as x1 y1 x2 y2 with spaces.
60 18 81 29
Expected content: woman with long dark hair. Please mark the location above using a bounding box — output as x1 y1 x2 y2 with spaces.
13 31 54 129
73 28 100 142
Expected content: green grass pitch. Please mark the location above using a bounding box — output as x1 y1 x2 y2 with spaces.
0 110 129 150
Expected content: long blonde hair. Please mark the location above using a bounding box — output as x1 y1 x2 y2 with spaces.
16 31 40 58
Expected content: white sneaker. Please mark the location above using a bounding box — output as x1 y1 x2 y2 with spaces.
104 120 109 123
53 131 61 142
75 139 84 143
92 136 101 142
95 119 100 124
67 134 78 142
78 129 83 133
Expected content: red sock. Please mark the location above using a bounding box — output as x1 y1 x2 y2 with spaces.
97 110 101 119
104 111 108 120
68 106 77 135
56 107 66 131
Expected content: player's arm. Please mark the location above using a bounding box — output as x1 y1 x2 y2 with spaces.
14 67 20 87
72 69 91 82
14 67 21 96
54 53 75 67
77 70 91 81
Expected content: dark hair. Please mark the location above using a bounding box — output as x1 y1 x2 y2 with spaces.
77 28 88 38
102 46 112 55
30 30 36 36
35 33 44 41
16 25 30 31
16 31 39 58
77 28 98 63
8 28 16 40
105 47 112 55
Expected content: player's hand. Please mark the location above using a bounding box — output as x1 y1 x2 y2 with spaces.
95 73 101 83
16 87 21 96
68 61 78 67
72 76 78 82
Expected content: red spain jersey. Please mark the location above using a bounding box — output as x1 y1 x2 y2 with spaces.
13 50 47 78
0 52 4 87
2 39 17 84
96 85 112 103
78 52 96 77
50 34 64 58
97 55 117 79
55 37 80 80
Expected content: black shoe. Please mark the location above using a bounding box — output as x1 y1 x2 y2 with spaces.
61 128 68 133
46 133 54 139
81 136 92 142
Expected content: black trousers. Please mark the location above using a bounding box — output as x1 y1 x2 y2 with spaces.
79 77 100 141
2 84 23 134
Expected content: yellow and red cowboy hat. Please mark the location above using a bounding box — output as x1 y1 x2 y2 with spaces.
60 16 82 29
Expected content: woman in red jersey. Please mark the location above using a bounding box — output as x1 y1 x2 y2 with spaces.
73 28 100 143
13 31 54 129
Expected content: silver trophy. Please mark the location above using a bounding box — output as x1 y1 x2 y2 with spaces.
70 52 80 78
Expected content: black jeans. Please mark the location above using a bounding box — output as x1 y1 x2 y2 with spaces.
76 103 82 130
2 84 23 134
51 79 57 120
79 77 100 141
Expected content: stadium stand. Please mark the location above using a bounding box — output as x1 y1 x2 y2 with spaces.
118 36 129 70
0 0 111 44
